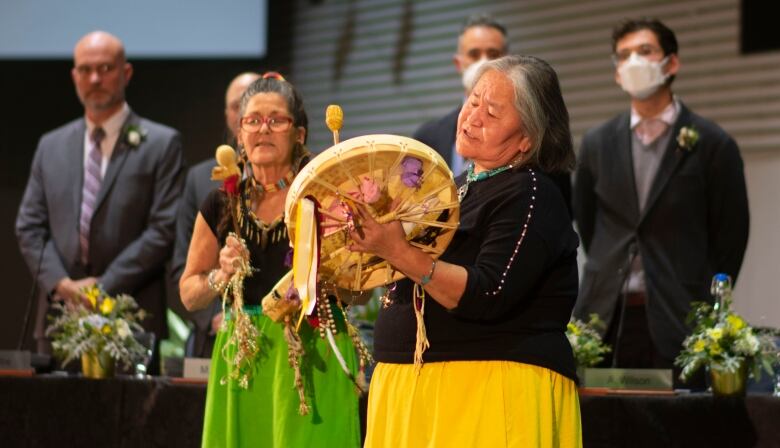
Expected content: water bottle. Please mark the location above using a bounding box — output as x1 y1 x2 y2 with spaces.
710 273 732 316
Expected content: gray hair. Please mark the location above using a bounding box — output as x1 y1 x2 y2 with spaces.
469 55 575 172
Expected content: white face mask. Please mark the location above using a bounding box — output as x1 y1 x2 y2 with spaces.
617 52 669 100
461 58 488 91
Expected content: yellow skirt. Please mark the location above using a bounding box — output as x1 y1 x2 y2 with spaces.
365 361 582 448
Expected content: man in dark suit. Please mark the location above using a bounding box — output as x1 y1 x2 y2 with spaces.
413 14 572 213
573 19 749 377
413 13 507 176
15 31 184 359
170 72 259 358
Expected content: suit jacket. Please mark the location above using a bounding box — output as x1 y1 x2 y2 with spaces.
170 158 222 357
413 105 461 165
16 110 184 346
573 102 750 360
413 104 573 216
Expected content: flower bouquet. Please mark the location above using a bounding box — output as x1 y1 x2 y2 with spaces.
675 296 777 395
567 313 611 368
46 285 147 377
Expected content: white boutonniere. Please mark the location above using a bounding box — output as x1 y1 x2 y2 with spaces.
676 126 699 152
124 125 147 148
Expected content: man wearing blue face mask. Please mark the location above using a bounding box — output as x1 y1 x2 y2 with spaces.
573 18 750 386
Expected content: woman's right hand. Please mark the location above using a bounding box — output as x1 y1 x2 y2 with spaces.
348 204 408 264
218 234 248 278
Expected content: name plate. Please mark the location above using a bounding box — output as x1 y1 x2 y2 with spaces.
580 368 673 390
183 358 211 380
0 350 31 370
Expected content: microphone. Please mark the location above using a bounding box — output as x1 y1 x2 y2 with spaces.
17 240 46 350
611 241 639 368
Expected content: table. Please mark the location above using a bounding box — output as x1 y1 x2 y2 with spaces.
579 392 780 447
1 376 779 447
0 375 204 447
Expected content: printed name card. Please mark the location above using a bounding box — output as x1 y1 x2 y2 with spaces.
0 350 31 370
581 368 673 390
183 358 210 380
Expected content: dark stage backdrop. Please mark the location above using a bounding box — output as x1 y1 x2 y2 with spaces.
0 2 294 351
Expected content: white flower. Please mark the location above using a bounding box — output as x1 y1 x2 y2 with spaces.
127 130 141 146
124 125 146 147
116 319 132 339
676 126 699 152
81 314 109 330
735 333 760 355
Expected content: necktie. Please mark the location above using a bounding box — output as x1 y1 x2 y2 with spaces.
634 118 668 145
79 127 105 265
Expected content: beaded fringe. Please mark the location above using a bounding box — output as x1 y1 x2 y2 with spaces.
284 315 310 416
342 308 373 394
219 233 259 389
413 284 430 374
236 201 287 250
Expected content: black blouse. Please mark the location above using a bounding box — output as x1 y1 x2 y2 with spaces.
373 167 580 380
200 188 291 306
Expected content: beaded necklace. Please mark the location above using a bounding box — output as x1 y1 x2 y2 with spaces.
457 162 512 202
485 167 537 297
249 169 295 194
238 170 295 249
455 163 539 297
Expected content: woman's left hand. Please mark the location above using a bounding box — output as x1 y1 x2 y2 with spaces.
348 204 407 262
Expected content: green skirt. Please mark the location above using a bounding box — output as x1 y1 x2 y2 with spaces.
202 305 362 448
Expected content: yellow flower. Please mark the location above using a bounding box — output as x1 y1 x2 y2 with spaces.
101 324 112 335
85 287 100 309
100 297 116 315
693 339 707 353
709 343 722 356
726 314 745 332
707 327 723 341
567 323 580 336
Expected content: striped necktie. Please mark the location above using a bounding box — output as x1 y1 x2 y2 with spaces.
79 127 105 265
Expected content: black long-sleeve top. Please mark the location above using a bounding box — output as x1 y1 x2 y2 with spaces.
373 167 580 381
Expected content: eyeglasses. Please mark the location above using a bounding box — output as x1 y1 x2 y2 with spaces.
74 63 117 77
613 44 664 64
240 115 294 133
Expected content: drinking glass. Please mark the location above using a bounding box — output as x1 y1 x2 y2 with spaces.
134 332 155 379
774 351 780 397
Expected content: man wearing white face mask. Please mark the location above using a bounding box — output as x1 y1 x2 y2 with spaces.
413 14 506 176
413 14 573 213
573 19 749 386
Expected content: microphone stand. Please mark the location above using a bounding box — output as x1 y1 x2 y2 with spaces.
17 240 46 350
611 242 639 368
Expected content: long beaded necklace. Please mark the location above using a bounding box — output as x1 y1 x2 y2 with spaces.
457 163 539 296
485 167 537 296
457 162 512 202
